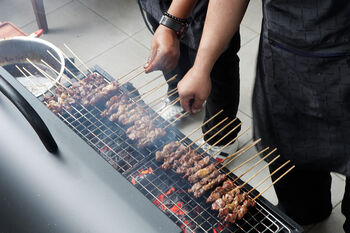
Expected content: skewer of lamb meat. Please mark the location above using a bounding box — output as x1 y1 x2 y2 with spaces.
161 144 187 170
174 150 202 172
137 126 166 147
188 163 216 183
207 179 236 203
193 174 226 198
212 187 241 211
188 169 219 193
155 141 180 162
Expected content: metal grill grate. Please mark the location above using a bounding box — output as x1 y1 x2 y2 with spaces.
37 66 177 174
33 65 299 233
127 156 289 233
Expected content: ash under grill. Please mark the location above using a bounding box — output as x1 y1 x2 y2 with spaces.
32 65 300 233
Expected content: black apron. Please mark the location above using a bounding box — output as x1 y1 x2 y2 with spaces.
253 0 350 176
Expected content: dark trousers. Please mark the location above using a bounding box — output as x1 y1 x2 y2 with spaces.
146 14 241 146
269 160 350 232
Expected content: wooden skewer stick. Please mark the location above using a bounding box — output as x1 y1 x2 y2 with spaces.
63 44 142 86
22 65 121 156
22 65 64 91
248 160 290 195
199 122 241 157
151 97 179 119
235 154 281 187
221 138 261 164
226 147 276 175
43 57 155 113
44 52 81 83
225 147 274 176
47 49 88 81
210 127 251 159
42 57 173 120
179 109 223 143
195 118 237 151
185 117 228 149
23 62 135 160
114 64 145 82
130 74 178 104
230 147 274 182
15 65 48 89
151 97 180 121
47 50 109 85
119 69 145 86
50 47 170 109
63 43 93 74
146 88 178 109
218 138 262 171
128 75 162 95
48 49 142 88
44 57 152 112
40 58 76 84
21 66 133 161
252 165 295 201
163 112 189 130
26 59 74 96
226 156 282 196
106 63 145 82
151 97 184 122
61 51 90 79
20 67 58 97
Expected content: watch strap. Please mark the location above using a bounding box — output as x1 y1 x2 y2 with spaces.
159 15 185 36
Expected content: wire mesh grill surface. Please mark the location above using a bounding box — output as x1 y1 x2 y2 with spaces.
127 157 289 233
35 66 298 233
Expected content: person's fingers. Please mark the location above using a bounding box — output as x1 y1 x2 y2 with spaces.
180 95 193 113
191 97 204 114
147 51 164 72
145 46 158 73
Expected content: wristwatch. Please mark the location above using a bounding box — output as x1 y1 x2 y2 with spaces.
159 15 186 37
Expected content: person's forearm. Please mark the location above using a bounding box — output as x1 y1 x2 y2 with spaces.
167 0 198 19
194 0 249 74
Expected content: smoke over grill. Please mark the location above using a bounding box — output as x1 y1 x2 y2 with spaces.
1 41 301 233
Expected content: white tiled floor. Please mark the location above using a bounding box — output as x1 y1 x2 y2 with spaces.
2 0 347 232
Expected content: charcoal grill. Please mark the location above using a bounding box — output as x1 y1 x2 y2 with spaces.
0 63 303 233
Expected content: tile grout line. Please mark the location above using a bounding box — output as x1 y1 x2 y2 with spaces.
83 36 132 64
241 33 260 47
76 0 133 37
20 0 74 29
241 22 262 35
131 36 151 51
238 108 253 119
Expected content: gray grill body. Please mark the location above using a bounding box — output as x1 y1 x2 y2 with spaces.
0 65 303 233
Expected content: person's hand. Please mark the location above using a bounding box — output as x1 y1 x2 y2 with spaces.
178 67 211 114
144 25 180 73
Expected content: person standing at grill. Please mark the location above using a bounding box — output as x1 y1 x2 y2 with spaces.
177 0 350 231
137 0 241 158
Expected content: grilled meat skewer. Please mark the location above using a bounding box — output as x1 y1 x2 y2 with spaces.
194 174 226 198
155 142 180 162
188 169 219 193
161 144 187 169
212 187 241 211
174 150 201 172
207 180 236 203
188 163 216 183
